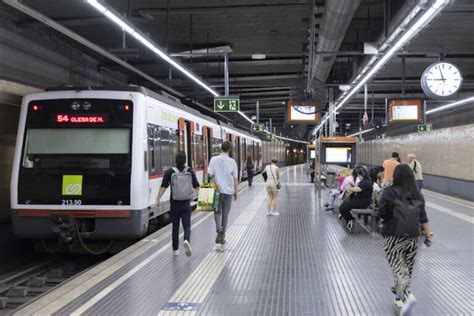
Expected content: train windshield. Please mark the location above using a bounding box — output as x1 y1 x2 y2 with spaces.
22 128 131 170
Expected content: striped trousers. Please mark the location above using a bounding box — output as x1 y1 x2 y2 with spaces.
383 235 419 301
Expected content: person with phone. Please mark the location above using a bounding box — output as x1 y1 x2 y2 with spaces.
378 164 432 316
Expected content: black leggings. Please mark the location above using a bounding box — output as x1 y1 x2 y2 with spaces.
339 199 370 222
170 202 191 251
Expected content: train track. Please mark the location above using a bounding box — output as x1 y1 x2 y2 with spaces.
0 255 105 315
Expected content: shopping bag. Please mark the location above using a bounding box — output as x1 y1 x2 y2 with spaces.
197 183 219 212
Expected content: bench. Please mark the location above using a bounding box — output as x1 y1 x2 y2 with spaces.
351 207 378 235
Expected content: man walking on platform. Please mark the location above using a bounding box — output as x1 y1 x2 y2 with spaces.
407 153 424 190
383 152 400 185
208 141 239 250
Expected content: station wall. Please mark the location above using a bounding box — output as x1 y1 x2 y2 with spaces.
357 103 474 201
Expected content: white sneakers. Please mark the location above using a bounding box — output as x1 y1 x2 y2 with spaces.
266 211 280 216
183 240 192 257
400 293 417 316
173 240 192 257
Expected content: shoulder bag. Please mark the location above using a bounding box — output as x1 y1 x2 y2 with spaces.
270 166 281 190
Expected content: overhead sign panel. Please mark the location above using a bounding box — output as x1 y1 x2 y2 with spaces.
386 99 425 124
418 123 433 132
214 97 240 112
251 123 264 132
286 100 319 124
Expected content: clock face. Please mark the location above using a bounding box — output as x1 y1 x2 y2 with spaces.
421 62 463 99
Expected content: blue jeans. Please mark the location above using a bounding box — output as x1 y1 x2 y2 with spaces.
214 193 232 233
327 189 340 208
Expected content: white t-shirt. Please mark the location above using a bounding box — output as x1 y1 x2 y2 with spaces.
265 164 279 186
373 182 381 192
208 153 238 195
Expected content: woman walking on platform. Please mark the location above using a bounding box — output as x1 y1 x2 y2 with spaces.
264 158 281 216
378 164 432 316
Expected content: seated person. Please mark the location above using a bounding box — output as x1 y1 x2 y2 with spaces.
324 168 359 212
324 168 352 211
338 167 373 232
370 166 385 202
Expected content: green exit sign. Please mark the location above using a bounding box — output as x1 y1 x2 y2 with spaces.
266 133 272 140
376 133 386 140
214 97 240 112
418 123 433 132
251 123 264 132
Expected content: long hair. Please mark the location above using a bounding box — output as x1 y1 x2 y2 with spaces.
356 166 371 182
392 164 424 201
175 151 186 170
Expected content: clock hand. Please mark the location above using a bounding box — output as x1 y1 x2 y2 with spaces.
437 66 446 83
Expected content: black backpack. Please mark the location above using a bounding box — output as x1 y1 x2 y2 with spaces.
386 187 423 237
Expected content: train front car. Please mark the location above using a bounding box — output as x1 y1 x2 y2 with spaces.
11 89 148 252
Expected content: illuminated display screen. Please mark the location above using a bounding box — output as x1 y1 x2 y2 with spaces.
387 99 424 123
287 101 319 124
392 105 418 121
310 150 316 159
325 147 351 163
56 114 106 124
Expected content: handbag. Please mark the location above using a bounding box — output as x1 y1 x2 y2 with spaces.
269 165 281 190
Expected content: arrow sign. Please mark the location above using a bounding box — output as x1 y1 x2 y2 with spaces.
214 97 240 112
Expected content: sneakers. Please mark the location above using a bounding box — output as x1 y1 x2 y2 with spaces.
216 231 226 244
337 214 343 219
173 249 180 256
273 212 280 216
183 240 192 257
215 231 225 244
324 203 329 207
400 293 416 316
346 220 354 232
325 207 334 212
394 298 404 308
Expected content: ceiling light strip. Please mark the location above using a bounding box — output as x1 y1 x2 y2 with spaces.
87 1 309 143
86 0 219 97
314 0 448 137
349 95 474 137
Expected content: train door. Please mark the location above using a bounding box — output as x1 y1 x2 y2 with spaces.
236 136 241 180
203 126 213 180
179 118 195 168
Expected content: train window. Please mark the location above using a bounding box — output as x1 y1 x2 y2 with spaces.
147 125 155 172
195 135 204 169
212 138 221 157
160 128 171 171
153 127 162 172
172 130 178 161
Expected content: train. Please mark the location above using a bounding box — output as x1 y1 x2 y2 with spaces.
10 86 287 253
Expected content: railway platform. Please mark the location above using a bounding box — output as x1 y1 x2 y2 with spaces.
11 165 473 315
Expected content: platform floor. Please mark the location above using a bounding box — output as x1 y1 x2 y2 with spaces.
13 165 473 316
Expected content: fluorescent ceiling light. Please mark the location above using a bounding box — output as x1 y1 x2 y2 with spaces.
86 0 219 97
348 95 474 137
251 53 266 60
86 0 306 144
426 96 474 115
333 0 447 114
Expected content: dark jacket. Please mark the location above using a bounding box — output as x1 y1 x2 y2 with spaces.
378 185 428 236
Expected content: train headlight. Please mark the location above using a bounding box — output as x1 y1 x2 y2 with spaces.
71 101 81 110
83 101 92 110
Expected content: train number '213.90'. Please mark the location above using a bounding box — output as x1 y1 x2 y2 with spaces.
61 199 82 206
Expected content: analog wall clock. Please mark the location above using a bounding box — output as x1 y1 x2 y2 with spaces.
421 61 463 99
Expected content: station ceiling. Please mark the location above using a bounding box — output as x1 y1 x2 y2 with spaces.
2 0 473 139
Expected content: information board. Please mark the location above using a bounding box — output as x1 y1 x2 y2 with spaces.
387 99 425 124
